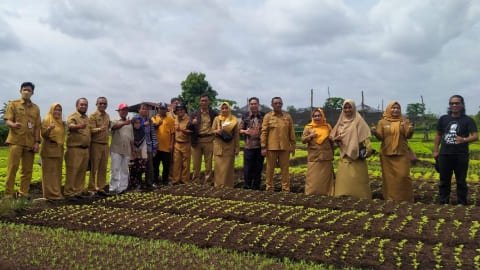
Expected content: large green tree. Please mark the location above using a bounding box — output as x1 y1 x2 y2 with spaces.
180 72 218 111
323 97 344 111
406 103 426 123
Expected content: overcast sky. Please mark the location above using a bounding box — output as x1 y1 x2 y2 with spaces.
1 0 480 118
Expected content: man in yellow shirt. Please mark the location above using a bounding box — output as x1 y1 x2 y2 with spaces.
4 82 41 199
261 97 296 192
151 102 175 186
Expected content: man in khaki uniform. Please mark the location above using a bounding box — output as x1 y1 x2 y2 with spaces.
190 95 218 184
172 104 193 184
4 82 41 199
88 97 110 195
261 97 296 192
64 98 91 199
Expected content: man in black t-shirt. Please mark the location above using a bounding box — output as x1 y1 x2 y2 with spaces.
433 95 478 205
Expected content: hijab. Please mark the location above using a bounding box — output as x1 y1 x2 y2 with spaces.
217 102 238 134
42 103 65 144
132 116 145 148
305 108 331 145
330 99 371 159
383 101 402 152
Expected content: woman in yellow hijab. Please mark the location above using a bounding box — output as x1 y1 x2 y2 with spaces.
330 99 372 199
301 108 334 195
40 103 66 201
372 101 414 202
212 102 240 188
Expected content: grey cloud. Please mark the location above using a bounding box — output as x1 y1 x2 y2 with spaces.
0 17 21 51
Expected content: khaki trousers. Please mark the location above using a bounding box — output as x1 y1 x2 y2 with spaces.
41 156 64 200
265 150 290 192
172 142 191 184
64 147 89 197
88 142 109 191
5 144 35 196
191 141 213 184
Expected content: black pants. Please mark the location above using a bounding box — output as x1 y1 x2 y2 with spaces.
243 148 264 190
153 150 171 185
438 154 469 205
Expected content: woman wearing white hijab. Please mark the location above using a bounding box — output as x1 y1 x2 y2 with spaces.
330 99 372 199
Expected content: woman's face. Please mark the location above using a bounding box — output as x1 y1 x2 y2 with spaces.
312 112 322 123
221 104 229 116
53 105 62 119
391 104 401 117
343 103 353 119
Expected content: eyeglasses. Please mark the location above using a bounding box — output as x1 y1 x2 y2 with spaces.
449 102 461 105
98 103 107 105
312 115 322 118
273 102 283 105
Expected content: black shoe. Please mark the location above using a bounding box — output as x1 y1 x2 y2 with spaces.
96 190 109 197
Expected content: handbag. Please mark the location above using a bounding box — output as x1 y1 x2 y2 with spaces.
358 143 368 160
219 130 233 142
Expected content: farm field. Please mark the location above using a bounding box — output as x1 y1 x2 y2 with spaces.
1 132 480 269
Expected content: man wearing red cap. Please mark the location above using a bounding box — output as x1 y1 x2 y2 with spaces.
109 103 133 194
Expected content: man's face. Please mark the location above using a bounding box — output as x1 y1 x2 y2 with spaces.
20 86 33 100
449 97 463 114
139 105 149 117
77 99 88 114
96 98 108 113
118 108 128 119
249 99 259 113
271 98 283 112
200 97 209 109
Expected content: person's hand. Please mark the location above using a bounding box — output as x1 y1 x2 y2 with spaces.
33 142 40 153
261 148 267 157
371 125 377 134
215 129 222 135
48 124 55 131
78 123 87 129
12 122 22 129
432 150 439 158
290 148 295 157
191 117 197 125
455 136 467 144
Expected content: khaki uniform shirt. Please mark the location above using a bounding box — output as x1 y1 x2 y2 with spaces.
4 99 41 148
66 111 91 147
89 111 110 144
175 116 191 143
376 119 413 156
261 111 296 151
199 111 212 135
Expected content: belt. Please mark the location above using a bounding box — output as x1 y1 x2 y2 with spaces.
71 145 89 149
198 134 213 138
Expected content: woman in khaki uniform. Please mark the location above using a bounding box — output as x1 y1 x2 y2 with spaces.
331 99 372 199
302 108 334 195
40 103 65 200
212 102 240 188
372 101 414 202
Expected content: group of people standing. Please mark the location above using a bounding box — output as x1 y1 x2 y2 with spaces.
302 96 477 205
3 82 478 205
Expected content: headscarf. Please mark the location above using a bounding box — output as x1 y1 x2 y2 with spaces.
330 99 371 159
132 116 145 148
383 101 401 152
305 108 331 145
41 103 65 144
217 102 238 134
